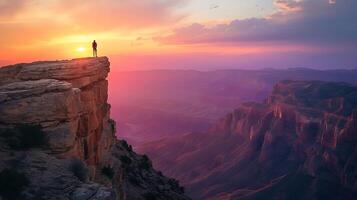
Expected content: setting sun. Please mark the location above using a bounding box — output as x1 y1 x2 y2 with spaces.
0 1 357 199
76 47 86 52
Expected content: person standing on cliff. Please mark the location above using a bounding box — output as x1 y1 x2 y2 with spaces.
92 40 97 57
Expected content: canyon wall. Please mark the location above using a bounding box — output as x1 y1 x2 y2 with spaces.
0 57 114 166
141 80 357 200
0 57 189 200
208 81 357 199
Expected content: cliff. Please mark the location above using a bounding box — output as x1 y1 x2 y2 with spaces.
0 57 112 163
212 80 357 199
140 80 357 200
0 57 189 200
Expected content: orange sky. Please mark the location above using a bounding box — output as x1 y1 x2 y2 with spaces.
1 0 356 69
0 0 278 62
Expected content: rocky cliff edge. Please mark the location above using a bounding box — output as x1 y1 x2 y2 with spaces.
0 57 189 200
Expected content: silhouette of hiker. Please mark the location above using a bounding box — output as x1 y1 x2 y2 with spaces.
92 40 97 57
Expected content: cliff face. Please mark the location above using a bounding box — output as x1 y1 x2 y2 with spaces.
0 57 113 163
140 80 357 200
0 57 189 200
214 81 357 199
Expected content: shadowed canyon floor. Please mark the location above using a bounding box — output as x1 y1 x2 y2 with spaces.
110 69 357 145
1 58 356 200
138 80 357 200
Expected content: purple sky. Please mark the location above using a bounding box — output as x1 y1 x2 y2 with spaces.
1 0 356 70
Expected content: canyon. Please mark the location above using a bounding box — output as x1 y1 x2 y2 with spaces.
0 57 356 200
0 57 189 200
111 69 357 145
140 80 357 200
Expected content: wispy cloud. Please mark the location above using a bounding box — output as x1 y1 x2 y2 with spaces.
156 0 357 48
0 0 27 18
1 0 356 69
0 0 189 59
0 0 188 29
274 0 303 12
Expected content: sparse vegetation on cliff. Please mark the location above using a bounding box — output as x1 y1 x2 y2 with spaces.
121 140 133 152
0 168 30 199
143 192 158 200
101 166 115 179
0 57 190 200
120 155 132 166
0 124 48 150
68 158 89 182
139 155 152 170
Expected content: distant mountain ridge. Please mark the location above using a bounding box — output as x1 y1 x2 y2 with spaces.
111 68 357 145
140 80 357 200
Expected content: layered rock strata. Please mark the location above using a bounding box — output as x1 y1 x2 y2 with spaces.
0 57 189 200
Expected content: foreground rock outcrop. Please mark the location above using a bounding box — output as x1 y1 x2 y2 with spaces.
0 57 189 200
140 80 357 200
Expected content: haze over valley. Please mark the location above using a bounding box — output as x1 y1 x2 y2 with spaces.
110 68 357 144
1 0 357 199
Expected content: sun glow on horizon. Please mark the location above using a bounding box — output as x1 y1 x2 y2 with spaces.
76 47 86 52
0 0 356 69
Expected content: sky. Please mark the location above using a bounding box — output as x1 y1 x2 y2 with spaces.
0 0 356 70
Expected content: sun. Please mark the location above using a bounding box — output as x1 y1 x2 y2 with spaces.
76 47 86 52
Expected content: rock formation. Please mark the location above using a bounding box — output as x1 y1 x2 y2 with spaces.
0 57 189 200
140 80 357 200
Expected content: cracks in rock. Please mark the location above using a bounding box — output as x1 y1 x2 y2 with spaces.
0 89 75 103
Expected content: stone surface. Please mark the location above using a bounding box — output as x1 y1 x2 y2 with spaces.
141 80 357 200
214 81 357 200
0 57 112 162
0 57 110 88
0 150 115 200
0 57 189 200
96 140 190 200
71 183 116 200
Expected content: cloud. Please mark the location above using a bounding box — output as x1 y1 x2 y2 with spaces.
0 0 189 59
0 0 27 18
54 0 188 30
156 0 357 49
0 0 187 30
274 0 303 12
